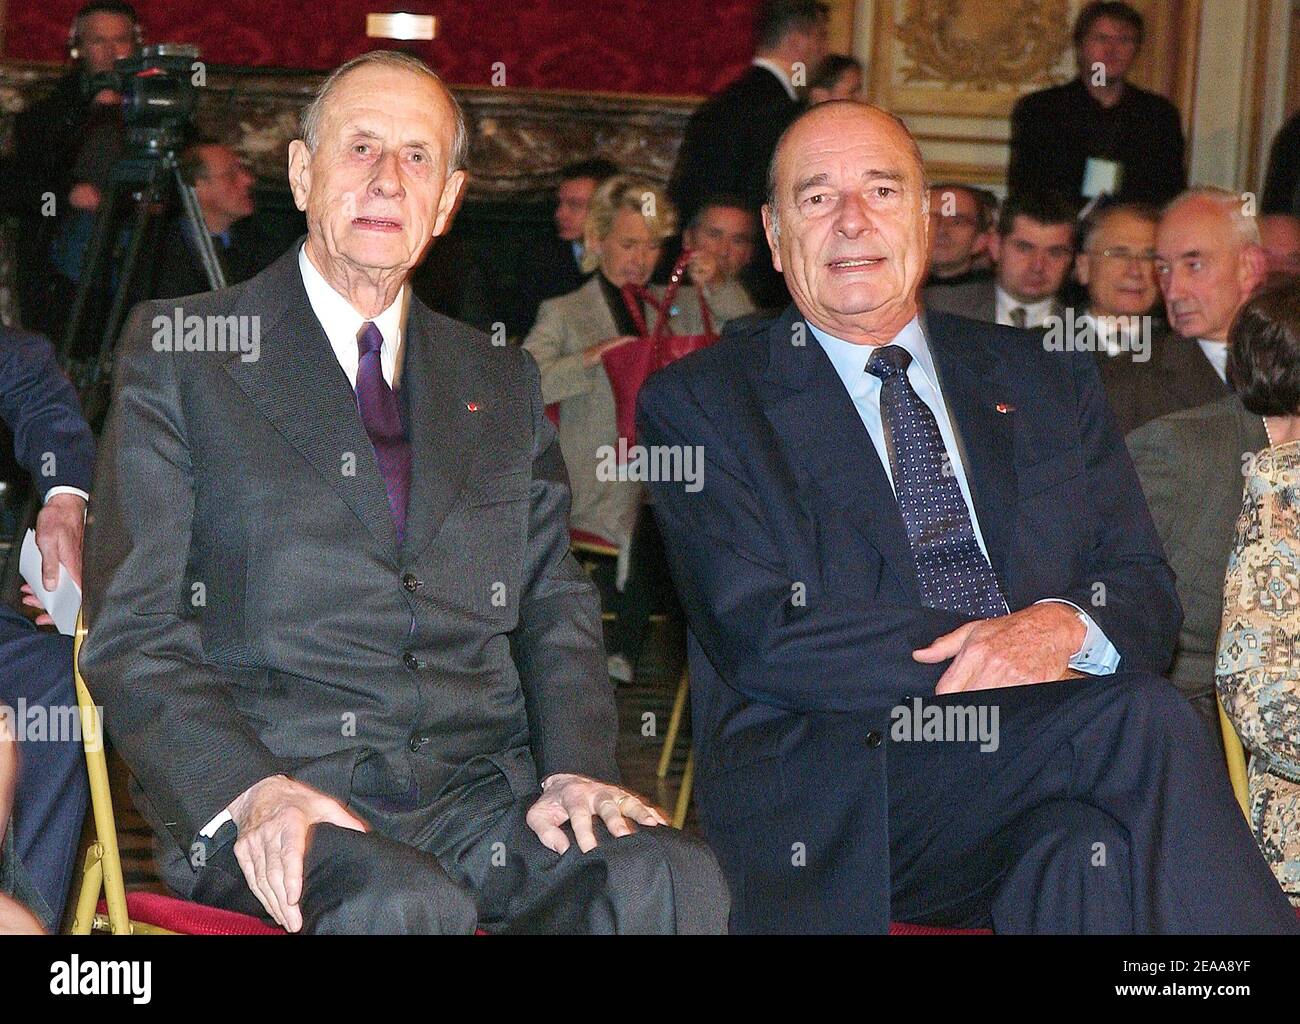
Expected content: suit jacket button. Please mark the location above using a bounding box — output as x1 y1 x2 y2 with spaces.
865 730 882 748
403 652 420 670
402 573 421 592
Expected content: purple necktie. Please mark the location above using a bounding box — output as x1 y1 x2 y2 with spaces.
355 322 411 542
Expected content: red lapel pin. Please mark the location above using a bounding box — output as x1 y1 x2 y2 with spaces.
465 401 480 412
995 402 1015 414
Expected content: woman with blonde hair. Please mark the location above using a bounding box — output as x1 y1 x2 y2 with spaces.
524 174 752 680
1217 281 1300 906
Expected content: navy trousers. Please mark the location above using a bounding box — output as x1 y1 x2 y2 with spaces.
1 604 87 928
886 672 1298 933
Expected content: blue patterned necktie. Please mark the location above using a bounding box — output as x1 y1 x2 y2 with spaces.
355 321 411 542
865 345 1007 617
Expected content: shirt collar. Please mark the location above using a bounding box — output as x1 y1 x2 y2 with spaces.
807 315 938 396
995 285 1056 325
752 58 798 102
298 243 406 359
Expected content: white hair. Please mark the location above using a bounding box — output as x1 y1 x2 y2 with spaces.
299 50 468 176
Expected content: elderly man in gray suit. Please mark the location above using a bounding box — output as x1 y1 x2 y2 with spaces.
81 51 727 935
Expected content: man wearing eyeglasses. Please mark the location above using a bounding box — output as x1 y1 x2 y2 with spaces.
1074 202 1161 371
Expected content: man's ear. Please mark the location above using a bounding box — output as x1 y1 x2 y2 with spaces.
432 169 468 238
287 140 312 213
1240 243 1268 295
761 204 783 273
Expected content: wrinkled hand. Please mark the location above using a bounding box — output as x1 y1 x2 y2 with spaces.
228 775 368 933
35 492 86 589
68 183 101 212
527 773 667 854
582 334 638 368
913 603 1086 694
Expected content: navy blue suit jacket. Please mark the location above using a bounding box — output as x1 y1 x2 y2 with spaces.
0 326 93 502
637 306 1180 933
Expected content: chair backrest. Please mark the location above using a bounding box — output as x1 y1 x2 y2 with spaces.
1217 692 1251 822
68 611 131 934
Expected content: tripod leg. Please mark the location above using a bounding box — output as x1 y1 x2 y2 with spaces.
57 180 127 369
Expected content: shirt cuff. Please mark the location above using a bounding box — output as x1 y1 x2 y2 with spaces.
43 486 88 504
199 809 233 839
1034 599 1121 675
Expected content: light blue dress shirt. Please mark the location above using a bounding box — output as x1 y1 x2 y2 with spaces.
808 316 1119 675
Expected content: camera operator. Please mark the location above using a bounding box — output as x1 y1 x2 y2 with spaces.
1 2 143 336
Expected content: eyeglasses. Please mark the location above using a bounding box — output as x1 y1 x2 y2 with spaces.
1092 247 1157 265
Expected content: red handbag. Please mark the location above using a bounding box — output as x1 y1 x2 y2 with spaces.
601 252 718 452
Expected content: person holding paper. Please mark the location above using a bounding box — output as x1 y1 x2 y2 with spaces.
1007 1 1186 207
0 324 94 928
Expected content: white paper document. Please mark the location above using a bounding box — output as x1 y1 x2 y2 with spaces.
19 529 81 635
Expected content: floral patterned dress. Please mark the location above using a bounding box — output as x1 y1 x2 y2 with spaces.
1217 440 1300 906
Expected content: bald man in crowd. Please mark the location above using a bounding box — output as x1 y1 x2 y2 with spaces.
1101 188 1267 437
639 99 1297 934
82 51 726 935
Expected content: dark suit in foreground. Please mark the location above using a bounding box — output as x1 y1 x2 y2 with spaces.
81 246 726 933
0 325 93 928
639 307 1298 933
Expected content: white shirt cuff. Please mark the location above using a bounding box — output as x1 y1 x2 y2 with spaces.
1034 598 1121 675
43 486 88 504
199 809 233 839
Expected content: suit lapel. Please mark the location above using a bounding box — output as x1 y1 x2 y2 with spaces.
760 309 921 602
923 313 1017 588
225 245 398 553
398 303 482 563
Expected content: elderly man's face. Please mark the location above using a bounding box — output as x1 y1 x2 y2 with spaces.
764 104 929 342
1156 198 1265 341
196 145 256 224
1075 209 1159 317
288 65 465 290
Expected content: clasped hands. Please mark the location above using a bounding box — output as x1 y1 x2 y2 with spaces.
913 601 1088 693
227 771 665 932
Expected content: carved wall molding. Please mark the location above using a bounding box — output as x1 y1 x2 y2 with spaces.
895 0 1071 91
0 60 699 201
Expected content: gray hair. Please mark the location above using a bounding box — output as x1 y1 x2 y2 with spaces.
765 100 928 242
299 50 469 176
1163 186 1262 247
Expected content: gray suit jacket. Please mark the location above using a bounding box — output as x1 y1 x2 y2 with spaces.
1126 394 1268 702
523 274 752 547
81 244 617 881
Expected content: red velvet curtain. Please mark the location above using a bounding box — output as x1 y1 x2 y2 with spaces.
5 0 758 95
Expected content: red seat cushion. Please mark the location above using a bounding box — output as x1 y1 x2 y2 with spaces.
98 892 284 935
888 920 992 935
570 528 619 551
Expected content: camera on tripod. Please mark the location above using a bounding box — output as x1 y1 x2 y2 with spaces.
84 43 201 155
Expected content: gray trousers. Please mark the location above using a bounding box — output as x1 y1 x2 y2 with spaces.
184 774 728 935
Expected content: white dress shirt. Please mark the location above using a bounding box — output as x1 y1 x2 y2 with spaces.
298 244 407 389
1197 338 1229 383
995 286 1056 329
809 316 1119 675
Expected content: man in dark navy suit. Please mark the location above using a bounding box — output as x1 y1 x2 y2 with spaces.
0 326 94 928
639 100 1299 934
